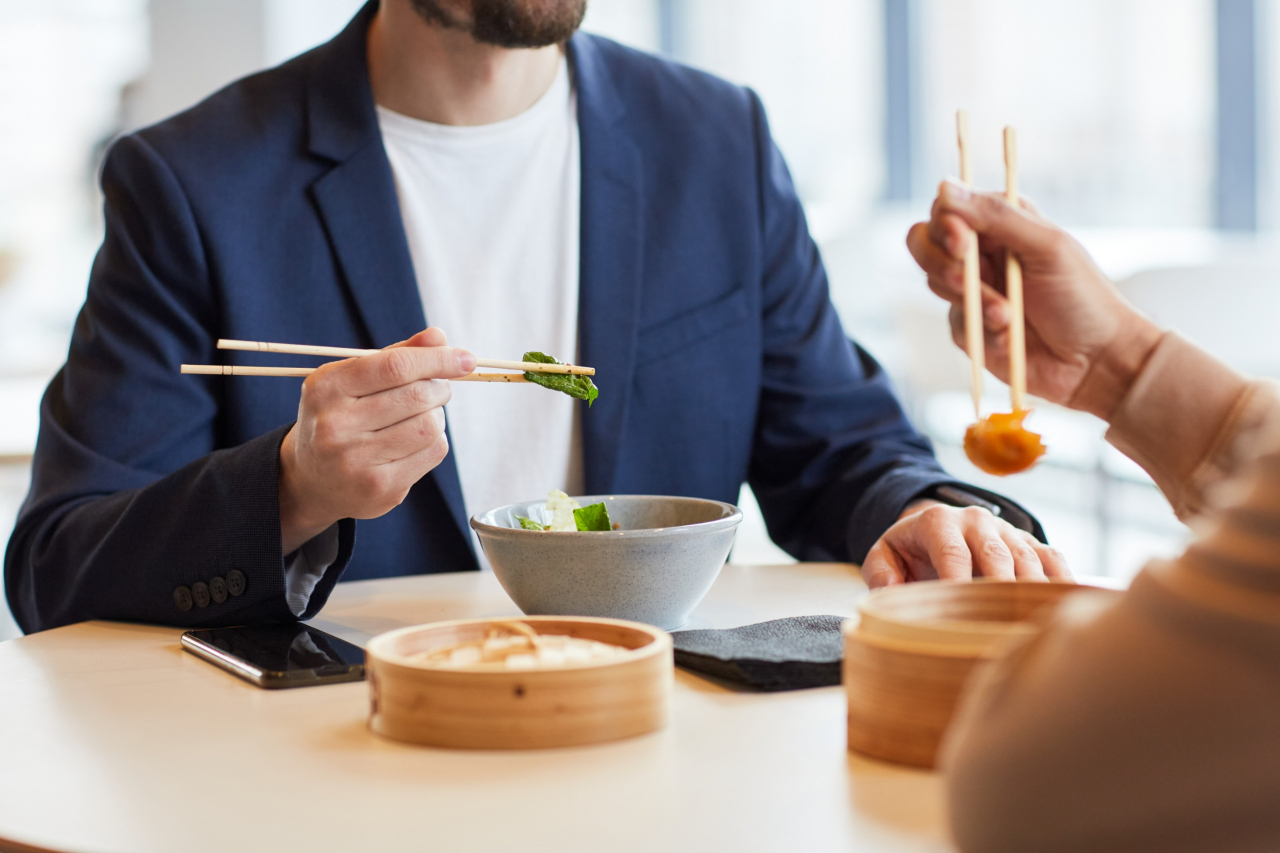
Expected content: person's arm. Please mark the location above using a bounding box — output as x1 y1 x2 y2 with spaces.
4 134 471 633
742 94 1062 584
941 423 1280 852
907 181 1280 518
4 134 343 632
1104 334 1280 518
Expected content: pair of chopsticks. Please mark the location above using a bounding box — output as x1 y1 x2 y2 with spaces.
955 110 1026 417
180 340 595 383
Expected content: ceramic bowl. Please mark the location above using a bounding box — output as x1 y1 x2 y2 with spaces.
470 495 743 630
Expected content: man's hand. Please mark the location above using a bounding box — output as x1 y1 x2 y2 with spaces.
906 180 1163 419
277 327 475 554
861 501 1071 588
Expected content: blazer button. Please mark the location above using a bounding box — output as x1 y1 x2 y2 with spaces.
226 569 246 597
209 576 228 603
174 586 193 612
192 582 210 608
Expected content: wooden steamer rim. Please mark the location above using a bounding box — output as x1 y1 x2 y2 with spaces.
854 577 1089 657
845 579 1111 768
366 616 673 750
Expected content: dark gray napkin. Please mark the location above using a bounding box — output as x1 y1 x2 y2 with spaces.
671 615 846 691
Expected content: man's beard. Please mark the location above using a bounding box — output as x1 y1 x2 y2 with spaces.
408 0 587 48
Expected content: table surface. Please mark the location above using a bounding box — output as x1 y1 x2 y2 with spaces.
0 564 953 853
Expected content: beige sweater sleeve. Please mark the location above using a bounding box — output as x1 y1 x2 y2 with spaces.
940 338 1280 852
1104 330 1280 519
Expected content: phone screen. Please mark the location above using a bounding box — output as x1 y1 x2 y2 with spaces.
182 624 365 688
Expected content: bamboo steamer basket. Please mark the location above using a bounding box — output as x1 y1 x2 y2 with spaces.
844 579 1111 768
366 616 673 749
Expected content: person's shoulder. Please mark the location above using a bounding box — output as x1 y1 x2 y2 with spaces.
122 46 320 173
572 33 758 126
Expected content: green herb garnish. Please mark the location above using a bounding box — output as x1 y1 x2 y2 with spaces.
573 502 612 531
516 516 548 531
523 351 598 406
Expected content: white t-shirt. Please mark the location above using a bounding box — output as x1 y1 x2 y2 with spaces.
284 56 582 609
378 55 584 557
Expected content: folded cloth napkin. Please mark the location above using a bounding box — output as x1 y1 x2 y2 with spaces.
671 615 846 691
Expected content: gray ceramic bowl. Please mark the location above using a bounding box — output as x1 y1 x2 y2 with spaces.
470 495 743 630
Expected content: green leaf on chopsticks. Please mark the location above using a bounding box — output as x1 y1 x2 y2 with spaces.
573 502 613 532
522 351 598 406
516 516 548 531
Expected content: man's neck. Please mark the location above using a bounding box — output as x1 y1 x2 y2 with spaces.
367 0 562 126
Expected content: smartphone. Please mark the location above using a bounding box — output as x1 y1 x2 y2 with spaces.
181 623 365 689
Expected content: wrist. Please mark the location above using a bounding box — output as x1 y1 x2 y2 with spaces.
1068 314 1163 421
898 498 944 520
278 430 336 554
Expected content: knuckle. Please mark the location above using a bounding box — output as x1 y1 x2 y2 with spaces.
936 542 970 566
382 349 416 385
920 504 948 522
312 414 341 450
427 434 450 465
405 380 433 409
962 506 989 523
359 467 391 499
980 538 1011 560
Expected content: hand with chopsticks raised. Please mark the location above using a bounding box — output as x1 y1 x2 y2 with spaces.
278 328 475 554
906 180 1162 420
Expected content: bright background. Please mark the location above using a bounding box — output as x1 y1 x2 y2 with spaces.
3 0 1277 639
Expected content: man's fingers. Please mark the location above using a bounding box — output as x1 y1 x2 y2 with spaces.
369 406 447 462
358 377 451 431
339 345 476 397
1000 528 1047 579
861 541 907 588
1028 538 1072 579
960 509 1016 580
911 507 974 580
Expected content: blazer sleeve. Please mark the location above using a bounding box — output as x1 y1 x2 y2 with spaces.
3 133 354 634
742 91 1040 563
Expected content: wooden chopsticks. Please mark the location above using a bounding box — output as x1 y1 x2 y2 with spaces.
215 339 593 375
1003 126 1027 413
179 364 530 382
180 338 595 382
956 110 984 420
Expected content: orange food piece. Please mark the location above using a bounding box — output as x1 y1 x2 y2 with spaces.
964 410 1047 476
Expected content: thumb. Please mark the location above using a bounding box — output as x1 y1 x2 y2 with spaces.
936 179 1064 259
861 540 907 588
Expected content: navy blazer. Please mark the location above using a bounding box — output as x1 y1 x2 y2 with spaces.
5 3 1040 633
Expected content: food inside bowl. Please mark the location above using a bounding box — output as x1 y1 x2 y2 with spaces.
412 620 629 670
516 489 619 531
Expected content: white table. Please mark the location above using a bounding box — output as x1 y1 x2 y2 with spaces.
0 564 952 853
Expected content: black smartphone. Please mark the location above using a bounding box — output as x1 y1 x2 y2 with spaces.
181 623 365 689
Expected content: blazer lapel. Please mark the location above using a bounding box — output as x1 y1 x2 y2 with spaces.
304 2 473 558
570 35 645 495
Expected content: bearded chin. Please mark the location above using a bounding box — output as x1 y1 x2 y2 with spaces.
409 0 588 48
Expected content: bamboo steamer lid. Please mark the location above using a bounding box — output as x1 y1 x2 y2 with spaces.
367 616 673 750
844 579 1112 768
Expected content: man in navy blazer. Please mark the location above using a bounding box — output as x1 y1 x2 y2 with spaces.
5 0 1065 633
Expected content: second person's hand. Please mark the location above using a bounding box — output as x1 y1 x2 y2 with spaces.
861 500 1070 588
906 180 1163 419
